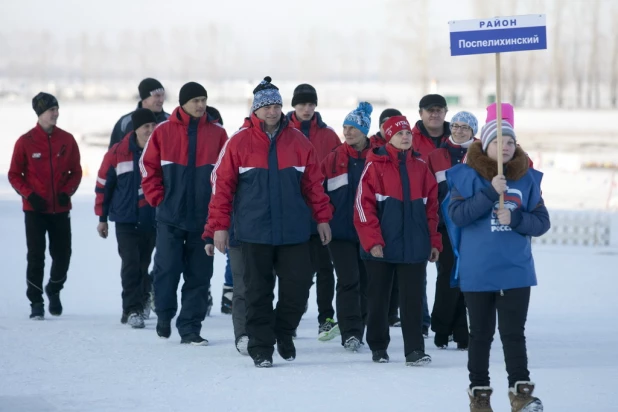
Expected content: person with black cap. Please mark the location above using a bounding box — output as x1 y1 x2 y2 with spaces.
95 108 158 329
412 94 451 161
108 78 170 148
140 81 228 345
286 83 341 341
9 92 82 320
204 76 333 368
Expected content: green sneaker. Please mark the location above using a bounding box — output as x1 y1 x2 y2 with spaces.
318 318 340 341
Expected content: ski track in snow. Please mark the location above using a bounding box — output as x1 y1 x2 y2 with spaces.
0 193 617 411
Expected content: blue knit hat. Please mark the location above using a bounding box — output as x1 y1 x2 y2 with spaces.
251 76 283 112
450 111 478 136
343 102 373 136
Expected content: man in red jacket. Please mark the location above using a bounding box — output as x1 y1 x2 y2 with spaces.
287 83 341 341
140 82 228 345
412 94 451 161
205 77 333 368
8 92 82 320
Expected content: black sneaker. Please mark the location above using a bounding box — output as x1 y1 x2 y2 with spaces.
253 354 273 368
457 341 469 351
120 312 128 324
434 333 449 349
30 302 44 320
181 334 209 346
372 350 389 363
389 316 401 327
422 325 429 339
276 337 296 361
405 350 431 366
156 320 171 339
221 285 233 315
45 284 62 316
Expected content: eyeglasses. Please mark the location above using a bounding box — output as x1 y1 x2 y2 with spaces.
451 124 472 132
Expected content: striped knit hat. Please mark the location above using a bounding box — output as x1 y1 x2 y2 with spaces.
480 119 516 152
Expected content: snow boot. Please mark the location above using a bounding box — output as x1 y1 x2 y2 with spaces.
343 336 362 352
235 335 249 356
45 284 62 316
30 302 44 320
372 350 389 363
468 386 493 412
318 318 340 341
156 320 171 339
221 285 233 315
389 316 401 327
128 312 145 329
435 333 449 349
509 381 543 411
253 354 273 368
405 350 431 366
276 336 296 361
181 334 209 346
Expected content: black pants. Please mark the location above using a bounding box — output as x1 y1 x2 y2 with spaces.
309 235 335 324
364 260 426 356
431 227 468 343
152 223 213 338
229 246 247 340
24 211 71 305
242 242 314 359
115 223 156 314
328 240 367 344
465 287 531 388
388 273 399 320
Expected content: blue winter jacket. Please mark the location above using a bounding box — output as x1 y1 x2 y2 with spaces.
444 142 550 292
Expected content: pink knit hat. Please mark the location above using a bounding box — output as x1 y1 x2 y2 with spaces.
486 103 514 128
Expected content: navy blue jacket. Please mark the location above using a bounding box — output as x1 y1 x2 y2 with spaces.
95 133 155 230
321 140 371 242
109 102 169 149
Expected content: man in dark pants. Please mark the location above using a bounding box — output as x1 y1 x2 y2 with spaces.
95 108 158 328
109 78 169 149
8 92 82 319
205 77 333 368
286 84 341 340
140 82 228 345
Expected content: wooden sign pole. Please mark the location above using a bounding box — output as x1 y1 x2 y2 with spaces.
495 52 504 209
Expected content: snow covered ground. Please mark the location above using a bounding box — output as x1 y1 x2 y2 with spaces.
0 186 617 411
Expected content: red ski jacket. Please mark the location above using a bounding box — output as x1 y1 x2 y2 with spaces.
8 123 82 213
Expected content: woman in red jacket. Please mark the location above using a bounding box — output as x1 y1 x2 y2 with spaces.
354 115 441 366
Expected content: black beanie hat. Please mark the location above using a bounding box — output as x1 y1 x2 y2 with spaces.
291 83 318 107
32 92 59 116
138 78 164 100
179 82 208 106
379 108 402 126
131 108 157 131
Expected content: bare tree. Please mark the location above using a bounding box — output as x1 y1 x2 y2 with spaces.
611 5 618 108
586 0 601 108
548 0 566 107
472 0 496 107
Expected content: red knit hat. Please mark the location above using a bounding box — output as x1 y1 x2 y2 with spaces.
382 115 411 142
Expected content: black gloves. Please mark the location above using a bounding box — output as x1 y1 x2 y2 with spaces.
27 193 47 212
58 193 70 207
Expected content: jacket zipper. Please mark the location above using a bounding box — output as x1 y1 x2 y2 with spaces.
48 134 56 213
500 289 504 296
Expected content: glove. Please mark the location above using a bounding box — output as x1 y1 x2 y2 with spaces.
58 193 70 207
27 193 47 212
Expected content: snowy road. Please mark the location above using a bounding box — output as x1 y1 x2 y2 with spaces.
0 194 617 412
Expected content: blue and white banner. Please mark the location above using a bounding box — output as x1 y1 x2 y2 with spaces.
449 14 547 56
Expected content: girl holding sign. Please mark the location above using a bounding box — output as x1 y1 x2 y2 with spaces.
445 120 549 411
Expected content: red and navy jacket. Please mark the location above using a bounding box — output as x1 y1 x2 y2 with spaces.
412 120 451 161
204 113 333 246
8 123 82 213
354 144 442 264
369 132 387 148
427 138 476 227
140 107 228 232
321 140 371 243
95 132 155 230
